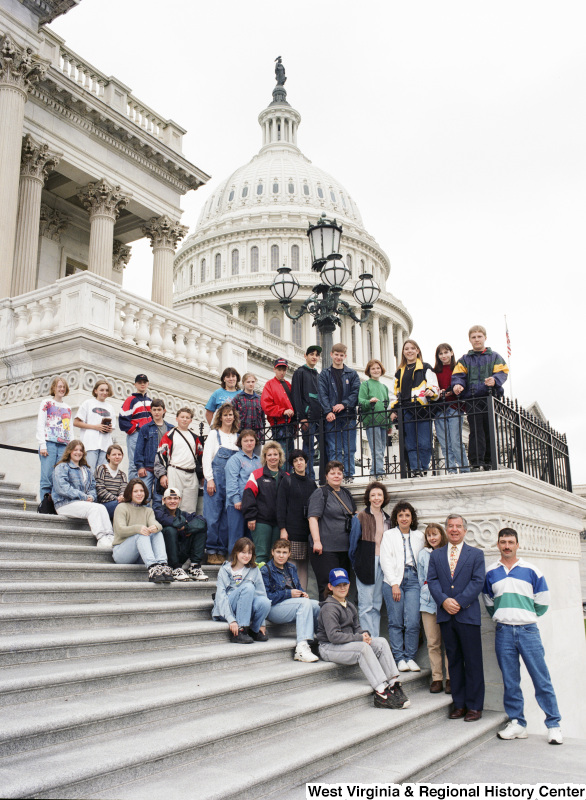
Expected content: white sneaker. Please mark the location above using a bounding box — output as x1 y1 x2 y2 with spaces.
548 727 563 745
397 660 410 672
407 660 421 672
498 720 528 740
96 535 114 551
188 566 209 581
294 641 319 663
171 568 191 582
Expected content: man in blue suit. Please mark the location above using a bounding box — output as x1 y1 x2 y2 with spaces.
427 514 486 721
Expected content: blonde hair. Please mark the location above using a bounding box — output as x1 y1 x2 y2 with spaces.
261 441 285 468
92 380 113 399
398 339 422 369
468 325 487 337
50 376 69 397
242 372 257 385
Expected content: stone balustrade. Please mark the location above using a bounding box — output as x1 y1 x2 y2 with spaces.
0 273 305 374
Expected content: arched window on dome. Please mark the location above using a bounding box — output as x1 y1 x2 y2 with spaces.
341 194 347 208
228 190 234 202
288 183 295 194
257 183 264 195
292 318 302 348
270 317 281 337
303 184 310 196
189 264 194 285
346 254 353 277
200 259 206 283
231 249 239 276
360 259 365 275
271 245 279 270
242 186 249 198
291 244 300 272
273 182 279 194
215 253 221 279
317 187 324 199
330 190 336 203
250 246 259 273
217 195 222 207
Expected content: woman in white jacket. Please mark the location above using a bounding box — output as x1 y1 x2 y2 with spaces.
380 500 425 672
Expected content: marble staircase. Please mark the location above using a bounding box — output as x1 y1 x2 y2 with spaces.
0 474 505 799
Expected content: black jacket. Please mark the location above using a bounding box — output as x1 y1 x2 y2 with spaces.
241 466 287 526
276 472 318 542
291 364 321 421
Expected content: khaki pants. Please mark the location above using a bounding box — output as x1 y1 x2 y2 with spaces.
422 611 450 681
167 466 198 514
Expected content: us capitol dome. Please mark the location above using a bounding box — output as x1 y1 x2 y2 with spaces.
173 60 412 374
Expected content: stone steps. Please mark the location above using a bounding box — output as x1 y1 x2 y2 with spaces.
0 541 116 563
0 524 95 547
0 487 37 501
0 560 218 583
1 676 433 800
0 508 91 529
0 579 217 604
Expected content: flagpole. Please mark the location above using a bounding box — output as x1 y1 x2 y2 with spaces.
505 314 514 400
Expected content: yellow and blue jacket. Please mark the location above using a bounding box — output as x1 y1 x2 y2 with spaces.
451 348 509 398
391 359 439 408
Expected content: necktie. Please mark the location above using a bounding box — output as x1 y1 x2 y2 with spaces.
450 545 458 578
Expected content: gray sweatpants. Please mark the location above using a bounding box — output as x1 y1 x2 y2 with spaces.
318 637 399 690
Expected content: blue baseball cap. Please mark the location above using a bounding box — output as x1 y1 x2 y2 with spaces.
329 568 350 586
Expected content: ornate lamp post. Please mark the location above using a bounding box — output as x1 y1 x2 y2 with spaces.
270 213 381 368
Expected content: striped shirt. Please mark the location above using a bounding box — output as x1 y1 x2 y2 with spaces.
95 464 128 504
483 558 549 625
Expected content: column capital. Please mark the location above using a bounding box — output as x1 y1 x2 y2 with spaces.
78 179 130 221
20 134 60 182
39 204 69 242
113 240 132 272
142 215 188 251
0 34 47 94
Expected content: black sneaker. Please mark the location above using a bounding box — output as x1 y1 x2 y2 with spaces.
248 628 269 642
374 689 391 709
160 564 174 582
230 627 253 644
148 564 166 583
388 681 411 708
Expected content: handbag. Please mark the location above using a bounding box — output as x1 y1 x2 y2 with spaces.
37 492 56 515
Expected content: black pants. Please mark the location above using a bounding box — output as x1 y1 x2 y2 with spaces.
440 617 485 711
466 398 491 468
162 526 206 569
309 550 353 602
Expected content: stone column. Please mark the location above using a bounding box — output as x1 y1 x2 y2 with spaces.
231 301 239 319
112 240 132 287
361 324 369 363
396 326 404 364
142 215 188 308
257 299 265 328
0 34 46 298
78 180 130 279
386 320 395 373
282 310 292 343
372 312 381 360
11 135 60 296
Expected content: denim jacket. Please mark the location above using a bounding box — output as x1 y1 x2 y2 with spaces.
134 420 173 471
418 547 437 613
261 559 302 606
52 462 96 509
211 563 267 624
225 450 261 507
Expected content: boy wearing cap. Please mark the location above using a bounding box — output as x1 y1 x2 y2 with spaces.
291 346 322 474
261 358 295 464
118 374 152 480
317 568 410 709
154 488 208 581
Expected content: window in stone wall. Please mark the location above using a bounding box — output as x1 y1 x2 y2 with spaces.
330 190 336 202
231 249 239 276
303 184 310 196
273 183 279 194
317 187 324 199
215 253 221 279
271 244 279 270
291 244 300 271
257 183 264 195
200 259 206 282
242 185 248 198
189 264 194 285
288 183 295 194
250 246 259 272
270 317 281 337
347 253 353 277
292 318 302 347
228 190 234 201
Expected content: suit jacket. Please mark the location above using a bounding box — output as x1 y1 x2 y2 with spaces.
427 542 485 625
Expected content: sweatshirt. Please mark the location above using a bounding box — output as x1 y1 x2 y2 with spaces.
112 503 162 546
317 595 365 644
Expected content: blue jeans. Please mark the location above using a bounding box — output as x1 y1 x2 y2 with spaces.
324 415 356 477
112 531 168 568
138 470 156 506
226 582 271 631
272 423 295 465
495 622 561 729
266 597 320 642
103 500 119 521
226 504 246 554
86 449 108 472
434 406 469 474
365 426 387 475
383 566 421 662
402 408 432 472
356 555 384 637
126 431 139 481
39 441 67 497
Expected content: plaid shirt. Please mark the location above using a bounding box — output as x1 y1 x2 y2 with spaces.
232 391 265 440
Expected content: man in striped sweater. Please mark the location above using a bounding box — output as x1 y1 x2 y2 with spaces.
483 527 562 744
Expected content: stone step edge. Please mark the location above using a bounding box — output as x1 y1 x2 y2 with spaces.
0 561 219 573
0 508 89 527
0 597 213 622
0 682 438 799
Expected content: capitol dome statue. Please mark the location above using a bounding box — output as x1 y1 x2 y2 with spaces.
173 60 412 374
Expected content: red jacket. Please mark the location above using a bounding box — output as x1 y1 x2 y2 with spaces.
261 377 294 425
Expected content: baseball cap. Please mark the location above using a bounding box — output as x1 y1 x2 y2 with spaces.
163 487 181 499
274 358 288 368
329 568 350 586
306 345 323 355
135 374 149 382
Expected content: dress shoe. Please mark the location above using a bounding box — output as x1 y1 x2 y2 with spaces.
464 709 482 722
448 707 467 720
429 680 443 693
445 680 451 694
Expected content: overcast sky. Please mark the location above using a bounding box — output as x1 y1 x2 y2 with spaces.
52 0 586 483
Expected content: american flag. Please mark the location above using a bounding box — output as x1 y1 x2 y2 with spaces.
505 320 511 359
